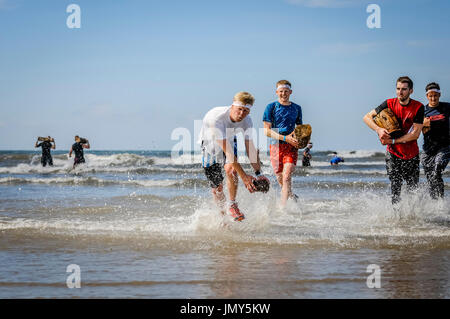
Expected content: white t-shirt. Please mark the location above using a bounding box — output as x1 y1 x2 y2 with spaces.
198 106 253 166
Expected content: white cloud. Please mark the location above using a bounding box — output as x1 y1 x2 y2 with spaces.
285 0 362 8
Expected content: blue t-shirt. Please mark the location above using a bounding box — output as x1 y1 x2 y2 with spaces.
330 156 344 165
262 101 302 144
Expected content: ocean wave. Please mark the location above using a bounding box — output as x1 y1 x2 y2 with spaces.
0 154 34 162
0 163 205 175
293 168 387 176
302 161 385 168
0 152 448 178
314 150 385 159
82 153 155 167
0 176 209 188
1 174 448 196
1 192 450 249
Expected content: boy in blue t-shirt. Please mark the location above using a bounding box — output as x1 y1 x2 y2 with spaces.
263 80 303 207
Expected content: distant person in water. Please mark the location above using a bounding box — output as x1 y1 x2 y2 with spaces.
330 152 344 166
35 136 55 167
302 142 313 167
420 82 450 199
69 135 90 168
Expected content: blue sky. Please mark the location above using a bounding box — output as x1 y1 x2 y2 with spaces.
0 0 449 151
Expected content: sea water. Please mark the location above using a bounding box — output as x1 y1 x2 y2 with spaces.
0 150 449 298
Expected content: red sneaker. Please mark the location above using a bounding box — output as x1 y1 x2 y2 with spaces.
229 203 245 222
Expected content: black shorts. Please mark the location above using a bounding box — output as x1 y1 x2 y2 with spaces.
302 156 311 167
385 152 419 182
41 155 53 167
74 157 85 166
203 163 224 188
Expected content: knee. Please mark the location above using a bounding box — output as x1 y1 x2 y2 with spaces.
282 164 294 181
435 164 445 175
224 165 236 178
430 171 442 182
282 174 292 184
212 184 223 195
390 178 402 189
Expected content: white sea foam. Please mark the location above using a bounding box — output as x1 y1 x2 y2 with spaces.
1 187 449 248
304 161 385 168
0 156 148 175
0 176 189 187
326 150 384 158
297 168 388 175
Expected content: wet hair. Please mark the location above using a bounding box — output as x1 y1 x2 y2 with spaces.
396 76 413 90
425 82 440 92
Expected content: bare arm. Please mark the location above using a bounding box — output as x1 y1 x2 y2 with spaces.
263 121 299 148
217 139 256 193
83 141 90 149
244 139 261 173
51 140 56 150
363 109 391 144
69 147 72 157
363 109 380 131
385 123 423 145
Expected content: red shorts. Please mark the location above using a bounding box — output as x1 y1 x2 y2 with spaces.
270 144 298 174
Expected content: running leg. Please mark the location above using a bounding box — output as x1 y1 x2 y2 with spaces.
224 163 238 202
386 152 402 204
434 149 450 198
404 155 419 194
280 162 295 207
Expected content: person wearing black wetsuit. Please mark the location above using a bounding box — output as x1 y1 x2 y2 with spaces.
420 82 450 199
302 143 313 167
35 137 55 167
69 135 90 168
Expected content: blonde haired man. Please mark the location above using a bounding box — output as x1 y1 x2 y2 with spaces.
198 92 269 221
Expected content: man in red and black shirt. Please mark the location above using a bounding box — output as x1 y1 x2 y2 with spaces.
363 76 424 204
